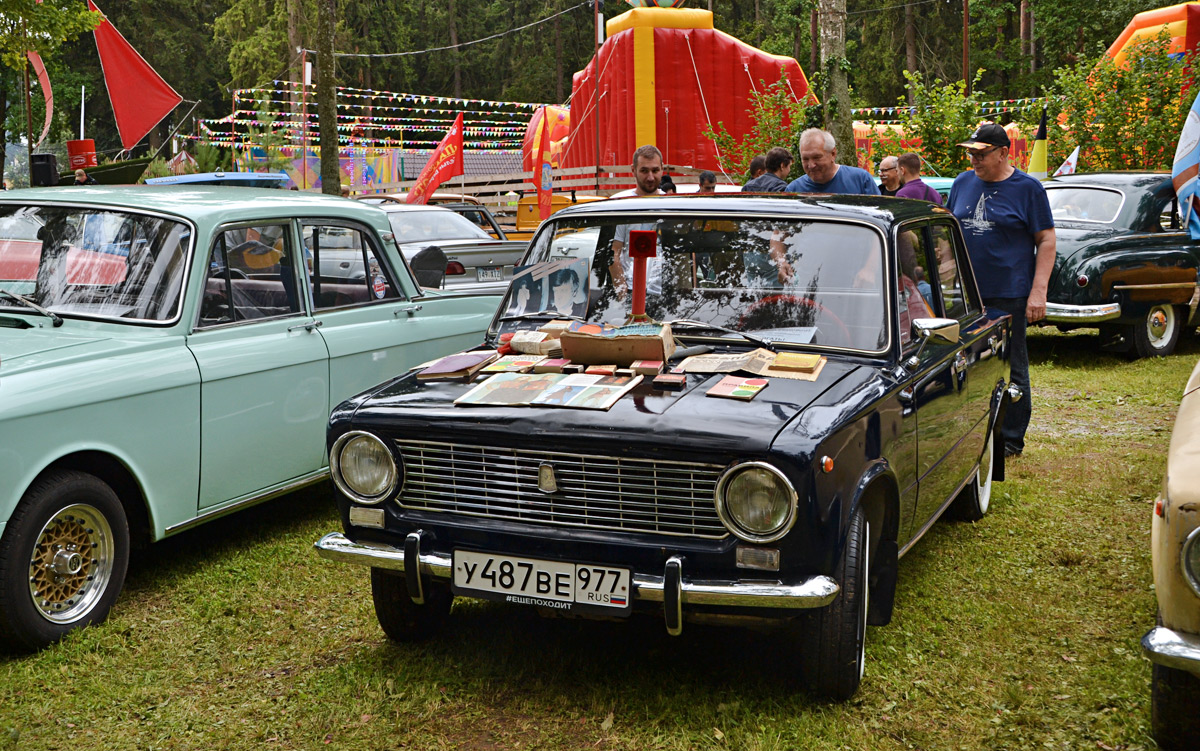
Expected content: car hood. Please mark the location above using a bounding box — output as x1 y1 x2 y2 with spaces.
343 358 864 458
0 325 118 375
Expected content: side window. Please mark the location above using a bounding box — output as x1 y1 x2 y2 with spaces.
305 224 401 310
927 224 971 321
897 227 935 347
199 224 301 326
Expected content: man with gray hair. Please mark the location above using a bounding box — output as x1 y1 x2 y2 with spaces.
786 128 879 195
877 155 901 196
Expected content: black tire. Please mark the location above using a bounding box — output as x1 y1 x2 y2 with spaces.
370 568 452 642
946 428 994 522
1131 304 1185 359
0 470 129 652
799 508 869 701
1151 662 1200 750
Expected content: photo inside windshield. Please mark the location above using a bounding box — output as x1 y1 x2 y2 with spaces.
507 215 887 351
0 206 191 322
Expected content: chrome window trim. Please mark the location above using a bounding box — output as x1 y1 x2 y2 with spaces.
508 210 894 357
330 430 399 505
0 200 197 327
713 460 799 544
1182 525 1200 598
1043 185 1126 225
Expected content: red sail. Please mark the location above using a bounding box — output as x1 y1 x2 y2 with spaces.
88 1 182 150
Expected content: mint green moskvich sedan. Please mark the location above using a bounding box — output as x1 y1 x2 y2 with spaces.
0 186 500 651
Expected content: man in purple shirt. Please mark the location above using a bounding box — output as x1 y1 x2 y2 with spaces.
893 152 942 204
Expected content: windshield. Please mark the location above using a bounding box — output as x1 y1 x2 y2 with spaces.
387 209 491 243
498 213 888 351
1045 186 1124 223
0 205 191 323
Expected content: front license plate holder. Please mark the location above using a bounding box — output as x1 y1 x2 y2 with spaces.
452 549 633 617
476 265 503 283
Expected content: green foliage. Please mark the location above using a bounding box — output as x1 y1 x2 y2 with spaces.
702 72 808 178
139 157 173 182
194 142 232 173
0 0 100 72
858 70 989 177
242 105 294 172
1038 33 1194 172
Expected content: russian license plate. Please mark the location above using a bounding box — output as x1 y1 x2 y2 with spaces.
452 550 633 616
475 265 503 282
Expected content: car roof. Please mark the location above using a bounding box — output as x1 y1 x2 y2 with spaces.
1043 171 1170 190
143 171 290 187
375 203 457 214
0 185 386 225
552 192 950 228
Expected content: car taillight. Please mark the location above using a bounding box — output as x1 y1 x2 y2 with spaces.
446 261 466 275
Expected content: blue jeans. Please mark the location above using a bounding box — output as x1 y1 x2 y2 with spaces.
984 297 1030 453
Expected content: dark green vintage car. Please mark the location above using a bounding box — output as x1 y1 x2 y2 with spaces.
1041 172 1199 358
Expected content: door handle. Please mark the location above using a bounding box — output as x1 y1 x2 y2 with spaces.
396 304 423 317
288 320 323 333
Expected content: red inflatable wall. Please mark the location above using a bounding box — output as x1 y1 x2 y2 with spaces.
560 8 813 173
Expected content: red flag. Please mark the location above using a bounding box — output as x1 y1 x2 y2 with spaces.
537 107 553 221
88 1 182 151
25 51 52 149
406 113 465 204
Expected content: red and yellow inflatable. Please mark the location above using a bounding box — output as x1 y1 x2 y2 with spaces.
1107 2 1200 66
557 7 815 172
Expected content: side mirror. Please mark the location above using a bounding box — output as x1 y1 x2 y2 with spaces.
912 317 959 344
904 317 960 370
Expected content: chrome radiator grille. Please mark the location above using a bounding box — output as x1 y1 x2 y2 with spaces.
395 439 729 540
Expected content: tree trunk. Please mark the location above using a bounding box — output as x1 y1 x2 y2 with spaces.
755 0 762 47
288 0 302 110
0 76 8 187
905 0 917 104
1028 7 1036 75
818 0 853 165
448 0 461 99
554 13 563 103
810 9 819 75
317 0 340 195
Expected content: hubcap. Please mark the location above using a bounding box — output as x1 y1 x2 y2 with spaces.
1147 306 1173 346
27 504 114 624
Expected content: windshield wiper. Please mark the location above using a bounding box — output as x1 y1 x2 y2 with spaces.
496 310 587 323
0 290 63 327
665 319 775 351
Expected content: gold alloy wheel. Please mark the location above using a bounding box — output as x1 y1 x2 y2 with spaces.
27 503 114 624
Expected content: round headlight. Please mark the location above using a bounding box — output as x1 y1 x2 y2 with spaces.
331 431 397 504
1183 527 1200 597
715 462 797 543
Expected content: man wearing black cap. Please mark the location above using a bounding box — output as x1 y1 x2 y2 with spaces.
947 122 1056 459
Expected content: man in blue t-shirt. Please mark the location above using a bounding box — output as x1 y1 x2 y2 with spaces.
786 128 880 195
947 122 1056 458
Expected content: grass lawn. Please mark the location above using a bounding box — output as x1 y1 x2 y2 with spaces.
1 327 1195 750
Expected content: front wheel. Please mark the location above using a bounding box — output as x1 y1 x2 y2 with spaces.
1131 304 1185 359
1151 662 1200 750
0 470 130 652
370 568 452 642
794 508 869 701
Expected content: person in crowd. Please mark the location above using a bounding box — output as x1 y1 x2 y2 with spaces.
787 128 880 195
609 145 664 296
894 152 943 205
747 154 766 183
698 171 717 194
72 169 97 186
742 147 792 192
660 173 677 194
878 155 902 196
947 122 1055 458
340 185 351 197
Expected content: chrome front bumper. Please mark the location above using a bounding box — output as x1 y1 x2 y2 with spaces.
314 532 840 635
1142 626 1200 676
1044 302 1121 323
